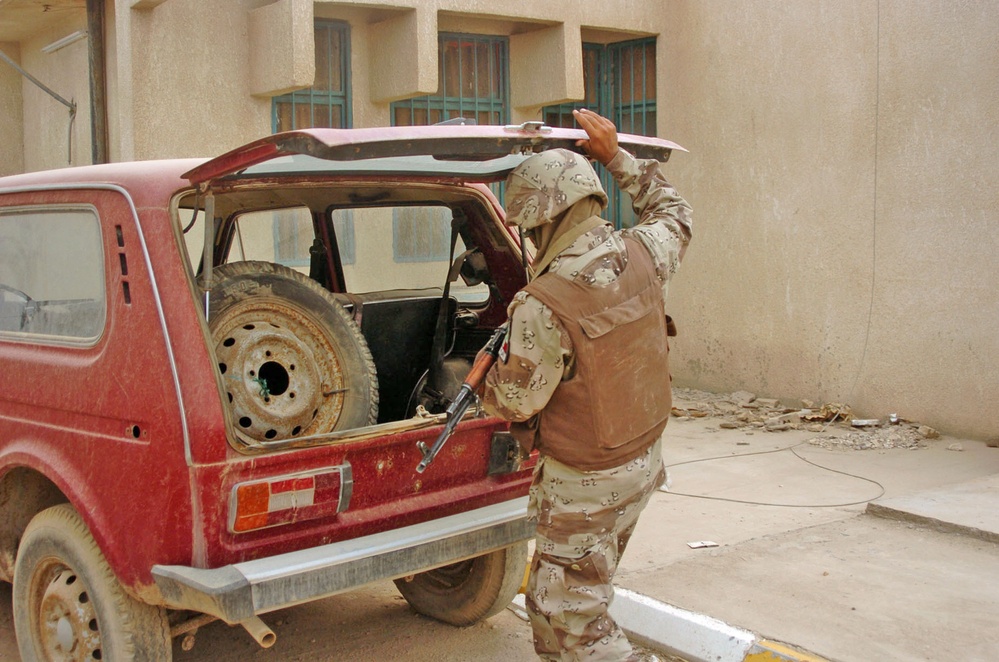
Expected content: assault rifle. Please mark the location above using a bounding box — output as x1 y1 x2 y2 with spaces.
416 325 507 473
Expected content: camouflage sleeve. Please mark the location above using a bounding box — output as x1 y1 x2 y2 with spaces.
481 291 571 423
609 148 693 287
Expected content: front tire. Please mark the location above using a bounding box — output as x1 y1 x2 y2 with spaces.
13 504 172 661
394 541 528 626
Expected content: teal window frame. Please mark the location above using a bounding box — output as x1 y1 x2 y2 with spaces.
542 38 658 229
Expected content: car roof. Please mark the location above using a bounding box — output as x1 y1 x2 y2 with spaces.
0 158 206 205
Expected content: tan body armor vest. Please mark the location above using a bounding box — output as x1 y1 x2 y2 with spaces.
516 236 673 471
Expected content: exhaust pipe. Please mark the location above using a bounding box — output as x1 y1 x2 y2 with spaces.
240 616 276 648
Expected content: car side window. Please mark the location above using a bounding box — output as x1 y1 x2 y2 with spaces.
0 208 106 342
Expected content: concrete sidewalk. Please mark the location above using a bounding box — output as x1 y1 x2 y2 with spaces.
610 409 999 662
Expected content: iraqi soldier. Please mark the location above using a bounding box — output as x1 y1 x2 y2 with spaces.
481 108 692 661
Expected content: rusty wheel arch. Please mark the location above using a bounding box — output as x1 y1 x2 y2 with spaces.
0 467 67 582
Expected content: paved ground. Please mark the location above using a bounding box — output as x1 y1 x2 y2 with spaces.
616 409 999 662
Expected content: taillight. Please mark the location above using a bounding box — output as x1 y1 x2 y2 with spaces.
229 464 353 533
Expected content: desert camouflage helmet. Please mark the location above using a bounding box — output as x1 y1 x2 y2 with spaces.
503 149 607 229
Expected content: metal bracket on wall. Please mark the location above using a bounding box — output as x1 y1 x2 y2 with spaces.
0 48 77 164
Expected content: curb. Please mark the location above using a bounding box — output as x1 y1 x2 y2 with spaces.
511 589 829 662
865 501 999 544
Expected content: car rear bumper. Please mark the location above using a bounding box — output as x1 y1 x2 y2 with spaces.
152 496 531 623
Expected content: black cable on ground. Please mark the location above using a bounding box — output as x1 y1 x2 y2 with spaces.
661 441 885 508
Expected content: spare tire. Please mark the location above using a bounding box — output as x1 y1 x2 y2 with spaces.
208 261 378 441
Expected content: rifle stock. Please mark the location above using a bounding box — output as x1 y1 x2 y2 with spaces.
415 326 507 473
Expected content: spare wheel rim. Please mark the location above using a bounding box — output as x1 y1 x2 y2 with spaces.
213 297 347 440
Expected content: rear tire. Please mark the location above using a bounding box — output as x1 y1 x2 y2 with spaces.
13 503 172 661
394 541 528 626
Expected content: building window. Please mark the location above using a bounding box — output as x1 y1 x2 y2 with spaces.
269 208 355 267
543 38 657 228
391 33 510 127
272 20 352 131
391 33 509 261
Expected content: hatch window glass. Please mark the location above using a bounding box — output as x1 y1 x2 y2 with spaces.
0 208 105 342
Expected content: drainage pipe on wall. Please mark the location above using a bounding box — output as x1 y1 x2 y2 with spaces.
87 0 109 164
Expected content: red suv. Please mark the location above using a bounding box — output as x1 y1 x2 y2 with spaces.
0 123 678 659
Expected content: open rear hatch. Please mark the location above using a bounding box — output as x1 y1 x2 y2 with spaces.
183 122 684 187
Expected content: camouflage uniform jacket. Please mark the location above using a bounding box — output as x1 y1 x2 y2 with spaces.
482 148 693 429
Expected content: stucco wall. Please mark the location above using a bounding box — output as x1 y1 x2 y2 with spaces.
119 0 275 159
17 17 92 173
0 43 25 176
662 0 999 439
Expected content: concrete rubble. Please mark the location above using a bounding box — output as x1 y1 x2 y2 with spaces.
670 387 938 450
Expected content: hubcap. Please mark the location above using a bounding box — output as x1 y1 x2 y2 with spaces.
37 568 101 661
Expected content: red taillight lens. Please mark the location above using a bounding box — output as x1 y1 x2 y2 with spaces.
229 464 351 533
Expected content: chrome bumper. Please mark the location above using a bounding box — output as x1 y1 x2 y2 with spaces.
152 496 531 624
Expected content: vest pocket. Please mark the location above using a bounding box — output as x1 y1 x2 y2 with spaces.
579 285 671 449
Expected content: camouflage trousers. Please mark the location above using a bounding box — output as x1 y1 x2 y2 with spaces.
526 438 666 661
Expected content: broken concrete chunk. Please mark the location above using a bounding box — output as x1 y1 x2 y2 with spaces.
730 390 756 406
917 425 940 439
767 411 803 426
756 398 781 408
803 403 853 423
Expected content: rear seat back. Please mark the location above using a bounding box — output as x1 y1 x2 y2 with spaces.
335 289 455 423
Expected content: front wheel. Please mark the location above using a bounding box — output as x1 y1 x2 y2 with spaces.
394 541 528 626
13 504 172 661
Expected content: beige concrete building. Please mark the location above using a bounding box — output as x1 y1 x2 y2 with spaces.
1 0 997 440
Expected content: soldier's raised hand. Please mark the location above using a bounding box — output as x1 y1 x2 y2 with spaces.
572 108 619 166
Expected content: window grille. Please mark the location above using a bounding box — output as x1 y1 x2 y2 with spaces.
272 21 352 131
391 33 510 127
542 38 658 228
